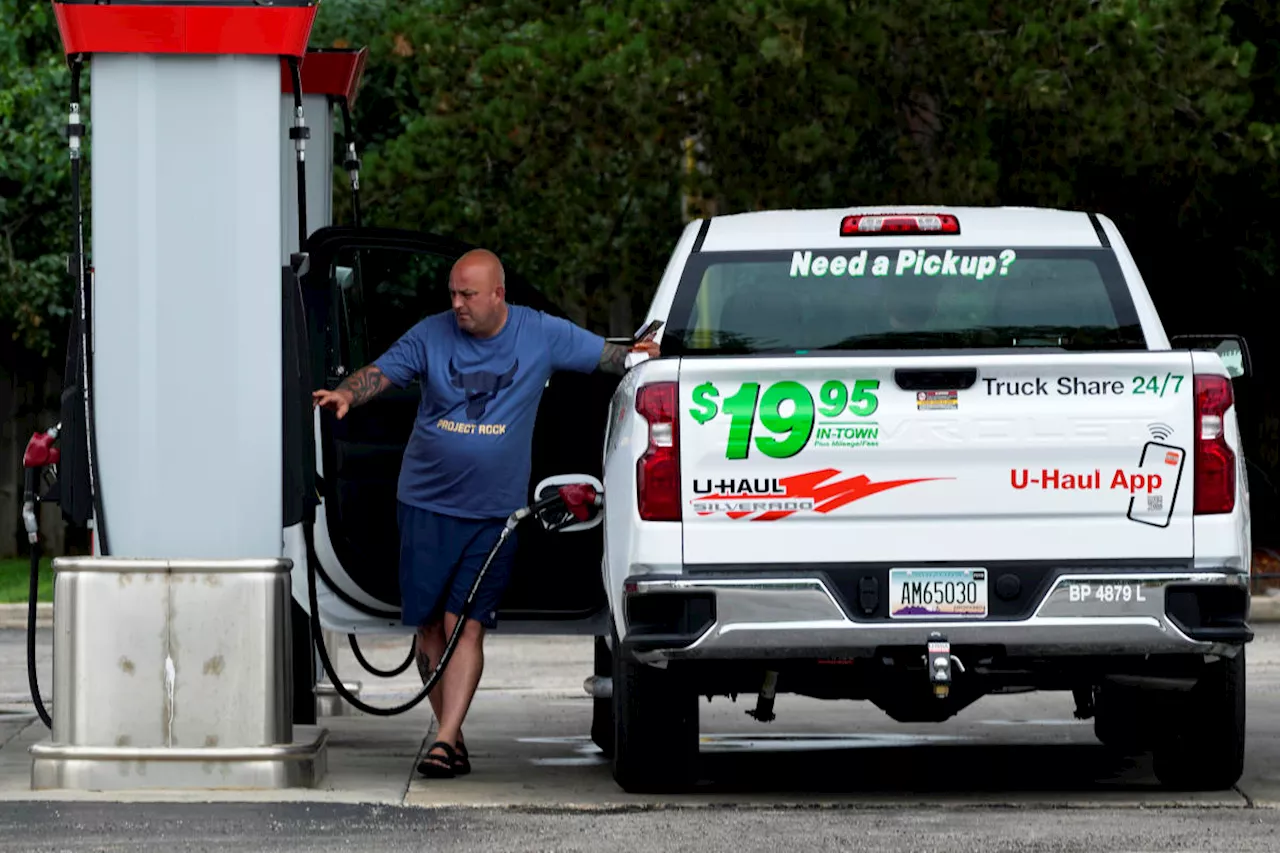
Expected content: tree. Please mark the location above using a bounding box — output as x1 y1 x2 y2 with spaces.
0 0 81 361
315 1 702 333
321 0 1278 335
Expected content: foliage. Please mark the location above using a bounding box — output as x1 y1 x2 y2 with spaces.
322 0 1280 335
0 0 81 360
0 0 1278 352
315 1 698 329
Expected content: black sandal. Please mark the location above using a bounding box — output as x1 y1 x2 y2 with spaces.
417 741 457 779
453 740 471 775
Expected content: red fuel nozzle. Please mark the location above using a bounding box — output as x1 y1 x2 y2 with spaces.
22 430 59 469
557 484 600 521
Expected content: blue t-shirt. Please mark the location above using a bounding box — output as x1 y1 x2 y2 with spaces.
372 304 606 519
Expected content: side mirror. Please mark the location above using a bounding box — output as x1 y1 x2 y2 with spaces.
532 474 604 533
1170 334 1252 379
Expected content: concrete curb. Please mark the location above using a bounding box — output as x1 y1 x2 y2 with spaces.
1251 595 1280 622
0 604 52 630
2 596 1279 632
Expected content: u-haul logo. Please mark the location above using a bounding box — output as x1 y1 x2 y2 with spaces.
690 469 943 521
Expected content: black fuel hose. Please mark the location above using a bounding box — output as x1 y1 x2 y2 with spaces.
68 54 108 558
22 461 51 727
27 542 51 729
305 492 563 716
24 466 51 729
348 633 416 679
338 99 362 230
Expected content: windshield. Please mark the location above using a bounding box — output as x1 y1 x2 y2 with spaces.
664 246 1146 354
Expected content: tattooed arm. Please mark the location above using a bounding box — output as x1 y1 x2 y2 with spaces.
337 365 393 405
311 364 393 419
597 342 631 375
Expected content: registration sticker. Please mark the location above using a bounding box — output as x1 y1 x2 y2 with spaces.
889 568 988 618
916 390 958 410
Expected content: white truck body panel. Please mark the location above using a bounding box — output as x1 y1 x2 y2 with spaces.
604 205 1251 655
678 352 1198 568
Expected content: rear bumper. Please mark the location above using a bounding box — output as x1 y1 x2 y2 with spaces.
620 569 1252 663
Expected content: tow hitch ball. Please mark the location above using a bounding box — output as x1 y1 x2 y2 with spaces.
927 632 952 698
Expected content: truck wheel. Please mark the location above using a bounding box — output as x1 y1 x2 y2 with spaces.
591 636 615 759
1152 648 1246 791
1093 684 1156 754
611 639 699 794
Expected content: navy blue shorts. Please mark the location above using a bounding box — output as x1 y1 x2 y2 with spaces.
396 501 517 630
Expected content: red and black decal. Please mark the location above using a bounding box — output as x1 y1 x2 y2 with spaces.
691 468 942 521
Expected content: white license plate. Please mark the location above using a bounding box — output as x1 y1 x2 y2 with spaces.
889 568 988 618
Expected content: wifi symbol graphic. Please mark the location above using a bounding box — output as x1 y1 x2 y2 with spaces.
1148 422 1173 441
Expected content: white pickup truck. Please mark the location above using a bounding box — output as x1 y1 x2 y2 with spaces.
300 206 1253 796
582 206 1254 793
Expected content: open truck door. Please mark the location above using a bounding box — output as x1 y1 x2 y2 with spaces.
294 226 619 635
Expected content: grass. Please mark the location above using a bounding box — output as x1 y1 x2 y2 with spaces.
0 557 53 604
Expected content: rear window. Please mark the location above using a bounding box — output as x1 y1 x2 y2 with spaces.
664 247 1145 355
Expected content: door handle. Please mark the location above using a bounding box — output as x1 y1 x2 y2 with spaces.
893 368 977 391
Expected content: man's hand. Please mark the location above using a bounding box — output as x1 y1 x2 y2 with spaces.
312 364 392 418
598 339 661 375
312 388 354 419
631 339 660 360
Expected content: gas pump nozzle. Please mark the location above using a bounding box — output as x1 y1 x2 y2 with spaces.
22 426 60 544
21 470 38 546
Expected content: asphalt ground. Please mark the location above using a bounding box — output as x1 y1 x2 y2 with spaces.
0 626 1279 850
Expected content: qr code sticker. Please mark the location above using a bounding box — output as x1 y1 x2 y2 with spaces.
1147 495 1163 511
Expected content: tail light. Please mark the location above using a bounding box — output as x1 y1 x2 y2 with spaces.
635 381 680 521
1194 374 1235 515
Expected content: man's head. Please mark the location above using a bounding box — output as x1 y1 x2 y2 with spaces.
450 248 507 337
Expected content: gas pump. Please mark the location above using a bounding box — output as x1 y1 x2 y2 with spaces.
21 0 332 791
21 0 608 791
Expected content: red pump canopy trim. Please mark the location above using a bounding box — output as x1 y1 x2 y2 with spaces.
52 2 319 57
279 48 369 107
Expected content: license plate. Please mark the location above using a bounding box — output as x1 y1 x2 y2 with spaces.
888 568 988 619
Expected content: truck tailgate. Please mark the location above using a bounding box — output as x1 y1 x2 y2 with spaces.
679 352 1197 566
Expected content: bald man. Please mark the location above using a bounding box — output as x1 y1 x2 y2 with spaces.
312 249 658 780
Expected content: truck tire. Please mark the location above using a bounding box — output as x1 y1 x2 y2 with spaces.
1093 684 1157 754
591 636 615 759
611 639 699 794
1152 648 1246 791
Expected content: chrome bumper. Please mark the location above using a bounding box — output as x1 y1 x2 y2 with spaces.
623 571 1250 663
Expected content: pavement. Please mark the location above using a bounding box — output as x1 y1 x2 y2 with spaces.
4 623 1280 848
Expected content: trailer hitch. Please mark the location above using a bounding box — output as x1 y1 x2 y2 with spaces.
927 632 953 698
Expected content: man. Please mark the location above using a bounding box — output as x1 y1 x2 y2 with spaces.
312 248 658 779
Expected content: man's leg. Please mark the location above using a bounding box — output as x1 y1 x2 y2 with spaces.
417 518 516 776
416 620 450 735
397 500 463 771
429 613 485 750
